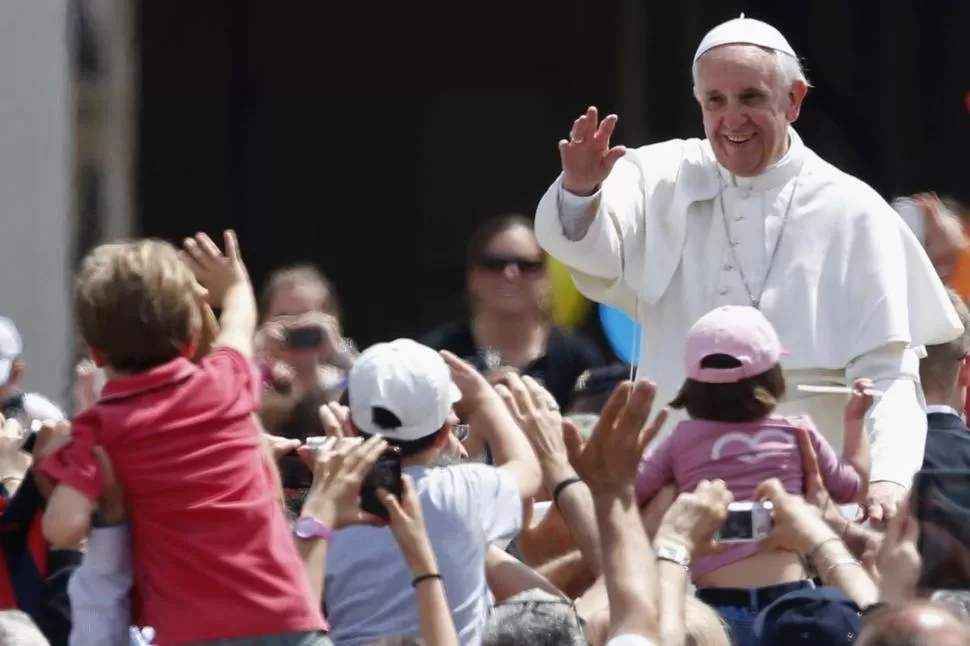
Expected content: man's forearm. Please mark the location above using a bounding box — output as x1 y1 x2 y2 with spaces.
541 458 602 575
557 182 602 241
655 560 688 646
595 494 659 639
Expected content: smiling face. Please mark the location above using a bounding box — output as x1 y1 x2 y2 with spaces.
694 45 807 177
467 224 548 316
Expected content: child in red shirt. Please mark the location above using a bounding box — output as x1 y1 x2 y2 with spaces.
39 232 326 644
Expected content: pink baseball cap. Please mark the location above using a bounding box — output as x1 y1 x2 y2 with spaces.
684 306 787 384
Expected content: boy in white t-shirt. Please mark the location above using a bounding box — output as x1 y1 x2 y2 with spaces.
321 340 533 646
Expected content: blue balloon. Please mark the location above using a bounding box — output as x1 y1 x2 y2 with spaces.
599 304 642 364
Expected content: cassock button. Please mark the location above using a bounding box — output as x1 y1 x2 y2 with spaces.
718 286 729 295
723 263 734 271
734 214 744 221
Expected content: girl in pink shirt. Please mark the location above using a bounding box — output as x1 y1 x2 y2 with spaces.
635 306 870 611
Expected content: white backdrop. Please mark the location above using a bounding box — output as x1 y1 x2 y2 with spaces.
0 0 73 406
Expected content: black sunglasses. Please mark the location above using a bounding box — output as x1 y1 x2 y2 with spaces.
477 255 545 274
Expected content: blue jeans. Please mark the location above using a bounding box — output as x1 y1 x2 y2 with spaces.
696 581 814 646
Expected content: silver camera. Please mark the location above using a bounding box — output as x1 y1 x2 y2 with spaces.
715 501 774 544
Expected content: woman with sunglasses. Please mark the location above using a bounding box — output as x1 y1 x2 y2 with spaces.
421 213 604 418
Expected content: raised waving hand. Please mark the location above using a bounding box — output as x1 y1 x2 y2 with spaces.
559 106 626 196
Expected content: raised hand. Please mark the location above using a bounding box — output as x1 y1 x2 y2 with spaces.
182 230 250 307
559 106 627 196
570 379 669 498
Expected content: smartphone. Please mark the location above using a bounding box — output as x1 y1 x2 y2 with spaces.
911 469 970 589
359 448 403 521
285 326 323 349
279 449 313 490
716 501 773 544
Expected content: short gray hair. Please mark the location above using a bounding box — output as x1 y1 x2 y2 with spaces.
691 47 809 91
920 289 970 396
483 589 588 646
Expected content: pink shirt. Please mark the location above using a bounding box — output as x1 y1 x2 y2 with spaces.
634 414 860 581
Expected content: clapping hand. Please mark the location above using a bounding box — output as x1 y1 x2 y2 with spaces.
570 379 668 499
559 106 627 196
875 493 921 602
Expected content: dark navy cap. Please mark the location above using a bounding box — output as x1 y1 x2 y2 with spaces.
753 587 862 645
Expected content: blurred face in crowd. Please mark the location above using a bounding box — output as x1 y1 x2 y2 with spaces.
468 225 549 317
694 44 807 177
265 278 331 321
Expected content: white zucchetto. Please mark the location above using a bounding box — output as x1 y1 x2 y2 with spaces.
693 13 797 63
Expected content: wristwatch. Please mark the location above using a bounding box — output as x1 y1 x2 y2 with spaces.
293 516 334 541
655 543 691 570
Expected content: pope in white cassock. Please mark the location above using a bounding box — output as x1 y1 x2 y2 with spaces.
534 16 963 523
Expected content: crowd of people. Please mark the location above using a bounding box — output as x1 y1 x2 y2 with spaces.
0 13 966 646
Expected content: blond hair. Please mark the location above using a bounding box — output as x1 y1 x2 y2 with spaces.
75 239 200 373
685 596 731 646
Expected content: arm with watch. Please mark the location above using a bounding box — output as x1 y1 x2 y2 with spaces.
650 480 733 646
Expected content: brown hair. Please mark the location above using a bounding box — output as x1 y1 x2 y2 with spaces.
75 239 200 373
465 213 542 270
259 264 339 322
465 213 550 319
669 354 786 423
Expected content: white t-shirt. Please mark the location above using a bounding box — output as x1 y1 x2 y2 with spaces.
606 636 657 646
324 462 523 646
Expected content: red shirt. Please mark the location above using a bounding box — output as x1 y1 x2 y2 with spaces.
40 347 324 644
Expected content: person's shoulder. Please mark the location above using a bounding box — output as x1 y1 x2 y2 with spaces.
547 327 604 362
778 413 817 431
429 463 517 499
804 149 894 217
419 320 472 352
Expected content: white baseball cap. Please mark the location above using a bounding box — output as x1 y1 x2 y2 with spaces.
694 14 796 63
348 339 462 442
0 317 23 385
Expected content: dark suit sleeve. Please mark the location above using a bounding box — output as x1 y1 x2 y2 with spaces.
33 548 81 646
2 474 80 646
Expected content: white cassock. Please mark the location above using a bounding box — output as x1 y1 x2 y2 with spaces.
535 128 962 488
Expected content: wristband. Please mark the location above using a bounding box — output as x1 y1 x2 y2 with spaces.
411 573 442 588
552 476 583 508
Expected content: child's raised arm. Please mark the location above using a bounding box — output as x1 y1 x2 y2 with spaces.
182 230 256 358
841 379 874 500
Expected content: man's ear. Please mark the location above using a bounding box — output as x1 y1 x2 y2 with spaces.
958 355 970 389
432 425 451 448
786 80 809 123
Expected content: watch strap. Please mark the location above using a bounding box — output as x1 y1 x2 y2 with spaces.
655 543 691 569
